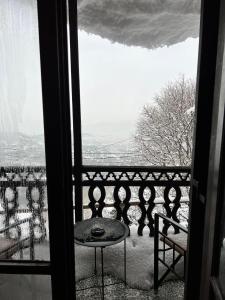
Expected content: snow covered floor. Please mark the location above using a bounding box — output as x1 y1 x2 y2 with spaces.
76 275 184 299
0 225 185 299
75 225 184 290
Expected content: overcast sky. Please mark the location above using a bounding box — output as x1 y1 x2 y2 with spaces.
18 30 199 137
79 31 199 137
19 31 199 137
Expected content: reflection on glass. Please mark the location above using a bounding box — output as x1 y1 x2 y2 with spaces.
218 80 225 296
217 35 225 297
0 0 49 261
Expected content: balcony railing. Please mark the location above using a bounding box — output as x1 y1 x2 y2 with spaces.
0 167 47 248
0 165 191 258
81 166 191 236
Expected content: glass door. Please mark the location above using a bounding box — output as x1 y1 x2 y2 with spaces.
0 4 52 299
0 1 75 299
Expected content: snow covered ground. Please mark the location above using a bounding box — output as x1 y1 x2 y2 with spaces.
0 225 185 299
74 225 184 290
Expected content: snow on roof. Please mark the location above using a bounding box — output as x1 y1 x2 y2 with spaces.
78 0 201 49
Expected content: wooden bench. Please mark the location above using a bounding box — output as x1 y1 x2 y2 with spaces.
0 218 34 260
154 212 188 292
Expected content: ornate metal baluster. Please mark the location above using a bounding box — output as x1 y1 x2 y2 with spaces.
163 185 181 234
121 186 131 226
27 181 46 250
113 185 131 226
88 185 106 218
3 185 20 240
88 186 97 217
113 186 123 221
138 185 156 236
2 187 8 238
96 185 106 217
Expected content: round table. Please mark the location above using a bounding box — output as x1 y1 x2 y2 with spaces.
74 217 129 299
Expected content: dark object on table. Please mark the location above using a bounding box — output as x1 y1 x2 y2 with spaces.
91 227 105 236
74 218 125 243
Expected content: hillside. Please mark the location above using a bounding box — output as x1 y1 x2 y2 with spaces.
0 132 139 166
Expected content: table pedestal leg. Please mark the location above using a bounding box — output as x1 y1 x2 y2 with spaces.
75 245 76 293
94 247 97 275
124 238 127 286
101 247 104 300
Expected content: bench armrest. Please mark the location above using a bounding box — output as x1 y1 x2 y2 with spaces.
156 213 188 234
0 218 32 234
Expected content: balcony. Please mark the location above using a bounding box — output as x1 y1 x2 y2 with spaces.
0 165 190 298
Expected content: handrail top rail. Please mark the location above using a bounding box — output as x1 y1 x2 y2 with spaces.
81 165 191 172
155 213 188 233
1 165 191 171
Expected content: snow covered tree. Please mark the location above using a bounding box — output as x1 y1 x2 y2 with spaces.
135 77 195 166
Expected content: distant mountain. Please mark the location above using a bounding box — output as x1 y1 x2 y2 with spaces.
0 132 45 166
0 128 139 166
82 120 136 142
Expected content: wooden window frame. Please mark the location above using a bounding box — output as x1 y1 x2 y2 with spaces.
186 0 225 299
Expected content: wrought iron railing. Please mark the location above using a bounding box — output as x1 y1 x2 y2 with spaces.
0 165 191 258
82 166 191 236
0 167 47 259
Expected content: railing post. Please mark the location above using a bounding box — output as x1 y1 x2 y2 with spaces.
29 218 34 261
74 171 83 222
154 213 159 293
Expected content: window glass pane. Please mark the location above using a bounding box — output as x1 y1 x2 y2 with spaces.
0 0 49 261
78 1 200 166
75 2 200 299
0 274 52 300
218 40 225 297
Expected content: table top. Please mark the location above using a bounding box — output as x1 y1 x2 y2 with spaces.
74 217 129 247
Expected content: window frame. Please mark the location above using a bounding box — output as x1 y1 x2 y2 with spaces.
0 1 76 299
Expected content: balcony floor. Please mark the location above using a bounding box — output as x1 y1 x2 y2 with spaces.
8 225 185 299
73 225 185 290
76 275 184 299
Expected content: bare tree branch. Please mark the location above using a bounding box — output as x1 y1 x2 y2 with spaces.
135 76 195 166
